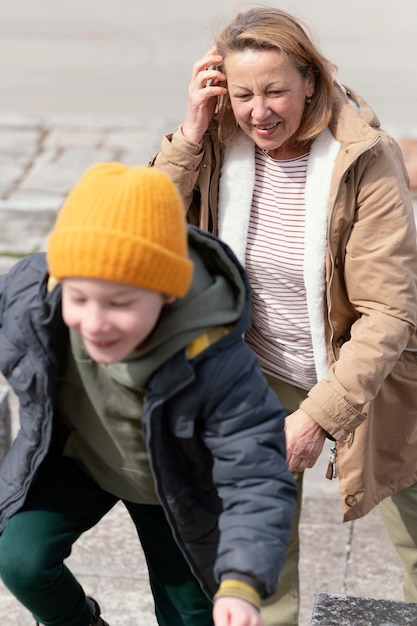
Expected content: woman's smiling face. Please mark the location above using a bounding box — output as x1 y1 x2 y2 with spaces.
224 48 315 159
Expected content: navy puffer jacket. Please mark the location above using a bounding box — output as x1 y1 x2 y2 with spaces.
0 227 296 599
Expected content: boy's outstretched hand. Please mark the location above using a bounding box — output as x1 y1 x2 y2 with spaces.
213 597 264 626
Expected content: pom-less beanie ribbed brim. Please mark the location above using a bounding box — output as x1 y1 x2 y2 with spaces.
47 163 193 298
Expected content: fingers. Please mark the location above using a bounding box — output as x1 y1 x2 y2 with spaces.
182 49 227 144
284 409 327 472
191 49 225 87
287 447 322 472
287 454 310 472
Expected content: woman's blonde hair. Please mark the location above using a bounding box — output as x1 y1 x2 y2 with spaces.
214 7 337 144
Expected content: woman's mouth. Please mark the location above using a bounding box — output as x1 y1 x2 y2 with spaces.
253 122 280 131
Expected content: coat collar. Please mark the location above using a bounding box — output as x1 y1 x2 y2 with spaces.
217 128 340 380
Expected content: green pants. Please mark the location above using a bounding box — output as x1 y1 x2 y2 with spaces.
379 482 417 602
0 452 213 626
261 375 308 626
264 375 417 625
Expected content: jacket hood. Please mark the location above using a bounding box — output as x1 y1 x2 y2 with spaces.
329 84 381 158
101 226 250 391
131 225 248 351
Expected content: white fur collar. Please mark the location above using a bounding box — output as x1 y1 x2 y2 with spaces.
218 128 340 380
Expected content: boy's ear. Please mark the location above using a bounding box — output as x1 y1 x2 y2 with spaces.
165 295 176 305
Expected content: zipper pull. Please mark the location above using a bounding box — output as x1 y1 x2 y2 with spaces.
326 446 337 480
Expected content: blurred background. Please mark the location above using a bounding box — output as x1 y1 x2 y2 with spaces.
1 0 416 137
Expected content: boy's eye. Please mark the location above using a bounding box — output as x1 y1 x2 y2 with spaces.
110 301 133 308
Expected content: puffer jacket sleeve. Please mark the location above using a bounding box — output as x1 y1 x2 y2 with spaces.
0 273 6 328
0 254 62 532
201 338 297 598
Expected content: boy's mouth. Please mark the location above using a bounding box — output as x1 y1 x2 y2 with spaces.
84 336 118 349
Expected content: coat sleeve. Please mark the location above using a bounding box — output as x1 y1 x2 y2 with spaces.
150 126 221 233
201 339 297 598
150 128 205 210
302 135 417 440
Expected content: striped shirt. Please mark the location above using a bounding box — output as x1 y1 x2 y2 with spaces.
244 146 317 390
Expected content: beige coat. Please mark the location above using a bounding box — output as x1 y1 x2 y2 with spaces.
151 83 417 522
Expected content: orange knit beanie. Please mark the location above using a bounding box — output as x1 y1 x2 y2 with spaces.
47 163 193 297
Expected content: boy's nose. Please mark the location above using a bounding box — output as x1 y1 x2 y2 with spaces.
83 304 110 334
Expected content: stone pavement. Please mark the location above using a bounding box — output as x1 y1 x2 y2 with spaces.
0 113 415 625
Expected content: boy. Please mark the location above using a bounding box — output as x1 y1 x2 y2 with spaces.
0 163 296 626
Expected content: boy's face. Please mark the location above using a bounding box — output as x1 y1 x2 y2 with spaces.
62 277 173 363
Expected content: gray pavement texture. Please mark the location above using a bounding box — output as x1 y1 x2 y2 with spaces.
310 592 417 626
0 0 416 624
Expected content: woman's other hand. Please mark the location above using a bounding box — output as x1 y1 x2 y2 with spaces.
182 48 227 144
285 408 326 472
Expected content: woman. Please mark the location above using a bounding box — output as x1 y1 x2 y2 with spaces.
151 7 417 626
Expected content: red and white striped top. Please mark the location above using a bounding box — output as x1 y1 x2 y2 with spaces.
244 146 317 390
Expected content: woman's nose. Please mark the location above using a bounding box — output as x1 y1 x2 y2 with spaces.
251 95 270 120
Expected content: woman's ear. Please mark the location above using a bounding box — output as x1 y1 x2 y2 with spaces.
306 67 315 98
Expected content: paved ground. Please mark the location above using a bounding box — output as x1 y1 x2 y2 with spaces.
0 1 416 624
